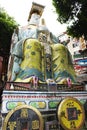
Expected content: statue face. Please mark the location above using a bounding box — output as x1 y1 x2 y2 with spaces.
29 13 40 26
38 32 47 42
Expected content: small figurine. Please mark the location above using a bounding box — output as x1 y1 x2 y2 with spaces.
32 76 38 89
67 77 72 87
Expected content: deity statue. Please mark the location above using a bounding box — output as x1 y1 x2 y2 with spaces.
7 3 76 86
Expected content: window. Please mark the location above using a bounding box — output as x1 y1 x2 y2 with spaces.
72 42 79 48
74 51 80 55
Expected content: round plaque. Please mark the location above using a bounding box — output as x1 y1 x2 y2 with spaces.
57 97 85 130
2 105 43 130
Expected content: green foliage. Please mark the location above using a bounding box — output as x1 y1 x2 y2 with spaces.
52 0 87 39
0 7 18 55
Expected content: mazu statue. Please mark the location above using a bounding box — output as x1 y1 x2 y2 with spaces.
7 2 76 87
1 3 86 130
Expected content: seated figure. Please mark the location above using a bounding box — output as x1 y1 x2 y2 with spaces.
7 11 76 85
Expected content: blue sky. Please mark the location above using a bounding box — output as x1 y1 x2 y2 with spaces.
0 0 67 36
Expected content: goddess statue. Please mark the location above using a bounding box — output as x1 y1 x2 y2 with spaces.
7 3 76 85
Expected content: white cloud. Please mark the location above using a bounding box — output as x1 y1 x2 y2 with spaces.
0 0 67 35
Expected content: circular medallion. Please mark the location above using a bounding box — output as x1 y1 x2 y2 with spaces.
57 97 85 130
2 105 43 130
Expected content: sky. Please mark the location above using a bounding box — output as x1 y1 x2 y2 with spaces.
0 0 67 36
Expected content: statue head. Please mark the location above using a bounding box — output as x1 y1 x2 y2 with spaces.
29 13 40 26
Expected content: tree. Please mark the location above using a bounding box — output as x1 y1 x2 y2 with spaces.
0 7 18 56
52 0 87 39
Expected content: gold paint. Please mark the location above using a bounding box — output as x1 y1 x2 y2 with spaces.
8 122 16 130
21 108 28 118
32 120 39 129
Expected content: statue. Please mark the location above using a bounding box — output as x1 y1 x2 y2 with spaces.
7 3 76 86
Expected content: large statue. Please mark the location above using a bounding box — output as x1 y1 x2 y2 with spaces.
7 3 76 86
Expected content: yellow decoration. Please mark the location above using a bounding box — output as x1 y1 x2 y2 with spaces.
51 44 76 83
8 122 16 130
57 97 85 130
32 120 39 129
21 39 42 71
